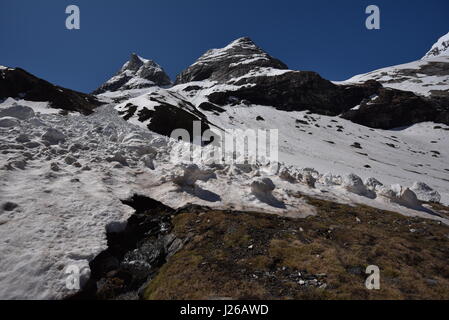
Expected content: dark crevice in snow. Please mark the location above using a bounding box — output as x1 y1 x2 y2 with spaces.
68 194 177 300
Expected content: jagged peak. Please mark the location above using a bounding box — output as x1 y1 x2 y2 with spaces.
176 37 288 84
93 53 171 94
122 53 163 72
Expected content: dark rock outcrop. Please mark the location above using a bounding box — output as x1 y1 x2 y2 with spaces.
69 195 184 300
341 88 449 129
208 71 382 115
0 67 100 115
93 54 172 94
117 91 218 144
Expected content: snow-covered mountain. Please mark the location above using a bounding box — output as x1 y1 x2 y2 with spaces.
110 36 449 206
115 37 449 131
93 54 172 95
1 34 449 299
341 33 449 98
423 31 449 59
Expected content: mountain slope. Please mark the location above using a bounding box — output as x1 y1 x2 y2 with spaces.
341 56 449 98
106 37 449 205
0 66 100 115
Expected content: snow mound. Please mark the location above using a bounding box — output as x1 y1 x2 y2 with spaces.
172 164 217 187
365 177 384 192
0 117 20 128
251 177 276 195
377 184 421 209
410 182 441 203
41 128 66 145
0 104 35 120
341 174 375 198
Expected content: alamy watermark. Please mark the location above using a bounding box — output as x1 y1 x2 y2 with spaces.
64 5 379 31
65 5 80 30
365 265 381 290
365 5 380 30
169 121 279 165
65 264 90 290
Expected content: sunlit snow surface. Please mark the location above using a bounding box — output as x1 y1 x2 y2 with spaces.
1 90 448 299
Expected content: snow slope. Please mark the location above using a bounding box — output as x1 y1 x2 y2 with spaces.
1 95 448 299
339 56 449 97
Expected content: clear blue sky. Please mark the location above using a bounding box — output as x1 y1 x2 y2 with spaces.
1 0 448 93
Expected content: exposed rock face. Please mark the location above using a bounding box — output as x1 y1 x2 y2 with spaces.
175 37 288 84
0 67 100 115
115 90 216 143
423 32 449 59
69 195 181 300
208 72 383 115
341 88 449 129
93 54 172 94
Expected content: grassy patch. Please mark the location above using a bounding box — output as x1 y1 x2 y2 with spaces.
143 198 449 300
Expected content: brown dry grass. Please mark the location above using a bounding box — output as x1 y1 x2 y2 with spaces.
143 197 449 300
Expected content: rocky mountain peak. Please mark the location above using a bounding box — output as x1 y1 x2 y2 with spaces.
175 37 288 84
93 54 172 94
124 53 146 71
423 31 449 59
